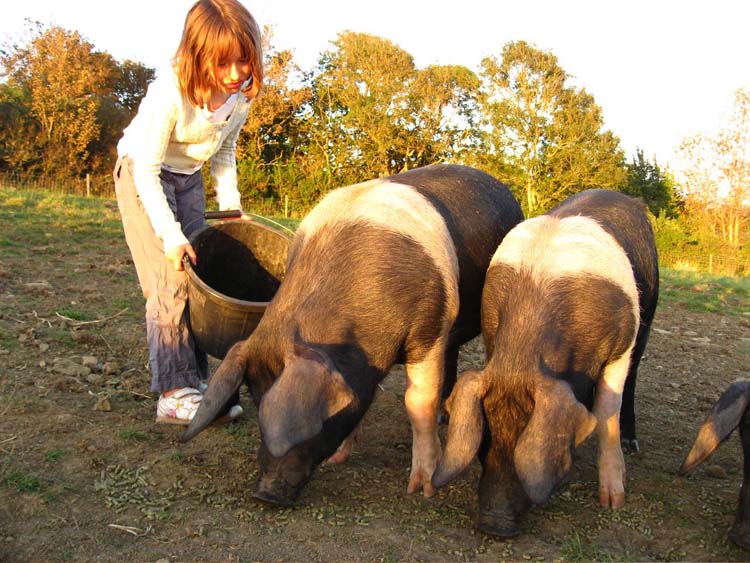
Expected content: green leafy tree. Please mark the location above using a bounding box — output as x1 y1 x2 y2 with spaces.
313 31 417 179
0 83 42 171
477 40 627 215
237 46 312 203
398 63 482 169
623 149 680 217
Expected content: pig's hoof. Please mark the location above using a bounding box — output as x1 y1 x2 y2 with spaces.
729 524 750 550
621 438 640 453
325 450 351 465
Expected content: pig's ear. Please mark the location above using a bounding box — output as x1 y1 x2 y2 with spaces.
432 370 489 488
180 341 247 443
259 345 356 458
680 381 750 474
514 378 597 504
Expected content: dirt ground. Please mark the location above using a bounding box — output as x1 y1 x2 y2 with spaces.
2 206 750 562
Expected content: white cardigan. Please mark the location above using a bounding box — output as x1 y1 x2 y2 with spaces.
118 68 251 252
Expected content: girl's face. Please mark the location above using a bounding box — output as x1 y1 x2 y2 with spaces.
213 45 251 95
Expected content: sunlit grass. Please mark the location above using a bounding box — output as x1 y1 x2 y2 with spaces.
660 268 750 316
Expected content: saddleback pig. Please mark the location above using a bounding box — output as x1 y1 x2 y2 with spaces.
180 163 524 505
679 380 750 550
432 189 659 537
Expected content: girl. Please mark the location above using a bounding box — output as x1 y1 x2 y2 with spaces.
113 0 263 424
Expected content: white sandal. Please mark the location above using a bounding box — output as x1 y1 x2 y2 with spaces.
156 386 244 425
155 387 203 425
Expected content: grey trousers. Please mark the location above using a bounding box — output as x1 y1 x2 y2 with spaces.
114 156 209 393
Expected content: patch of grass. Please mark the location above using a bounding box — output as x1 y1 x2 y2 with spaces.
168 450 185 463
45 449 63 464
3 469 42 493
559 531 590 562
224 420 250 439
0 326 19 350
118 428 149 442
660 269 750 316
49 328 76 348
56 308 90 322
0 188 124 254
559 530 623 562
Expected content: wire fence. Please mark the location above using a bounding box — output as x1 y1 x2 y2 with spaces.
2 170 748 278
0 170 115 198
659 249 749 278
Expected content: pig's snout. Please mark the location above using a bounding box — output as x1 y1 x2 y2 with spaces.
477 508 522 539
252 442 315 507
252 474 300 507
476 471 531 539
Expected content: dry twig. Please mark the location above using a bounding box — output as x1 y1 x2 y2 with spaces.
108 523 150 537
56 307 129 326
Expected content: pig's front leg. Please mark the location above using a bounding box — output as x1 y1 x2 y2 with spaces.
404 348 444 497
594 351 632 509
326 422 363 465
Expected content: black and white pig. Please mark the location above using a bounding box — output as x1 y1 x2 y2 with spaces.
432 189 659 537
679 380 750 550
180 163 524 505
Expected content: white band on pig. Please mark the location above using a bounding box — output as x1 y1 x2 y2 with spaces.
298 179 460 322
490 215 639 323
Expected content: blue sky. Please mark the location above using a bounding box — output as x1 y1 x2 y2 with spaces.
3 0 749 173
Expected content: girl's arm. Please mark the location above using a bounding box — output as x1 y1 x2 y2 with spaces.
210 104 250 212
127 79 189 254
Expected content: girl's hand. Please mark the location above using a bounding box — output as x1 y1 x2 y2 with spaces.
166 243 197 271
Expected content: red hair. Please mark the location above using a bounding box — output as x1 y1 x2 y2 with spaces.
173 0 263 108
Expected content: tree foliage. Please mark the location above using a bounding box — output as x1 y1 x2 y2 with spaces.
0 21 152 176
313 31 418 179
623 149 681 217
0 82 41 170
477 41 627 215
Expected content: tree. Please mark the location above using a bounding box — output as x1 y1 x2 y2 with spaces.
623 149 680 217
113 59 156 116
477 40 627 215
313 31 417 179
398 63 482 169
1 22 152 177
0 83 42 171
678 88 750 245
236 46 312 201
2 24 111 175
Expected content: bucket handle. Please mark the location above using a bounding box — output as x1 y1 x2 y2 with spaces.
204 210 243 220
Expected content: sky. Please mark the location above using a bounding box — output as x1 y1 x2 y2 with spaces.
2 0 749 173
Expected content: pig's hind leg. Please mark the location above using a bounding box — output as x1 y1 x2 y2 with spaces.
438 345 460 425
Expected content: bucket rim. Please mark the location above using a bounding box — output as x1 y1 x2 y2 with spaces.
184 219 292 311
